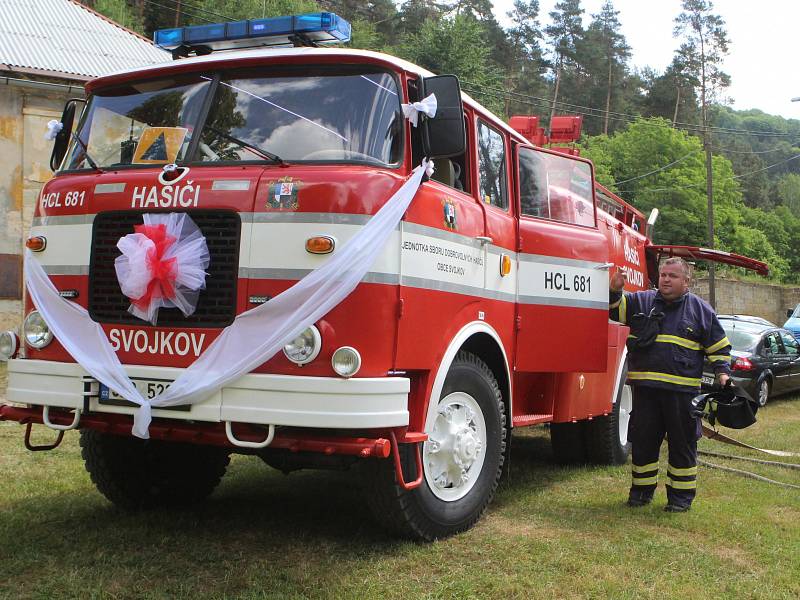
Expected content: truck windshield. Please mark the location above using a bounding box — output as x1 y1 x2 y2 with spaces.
197 70 402 166
63 69 402 171
64 74 212 170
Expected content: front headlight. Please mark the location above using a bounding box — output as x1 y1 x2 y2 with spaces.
23 311 53 349
0 330 18 360
283 326 322 365
332 346 361 378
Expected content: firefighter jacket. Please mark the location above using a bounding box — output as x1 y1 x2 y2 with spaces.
609 289 731 392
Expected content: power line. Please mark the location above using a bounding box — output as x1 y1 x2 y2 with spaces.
141 0 215 24
711 145 794 154
162 0 236 23
616 152 800 194
612 150 702 185
461 80 800 139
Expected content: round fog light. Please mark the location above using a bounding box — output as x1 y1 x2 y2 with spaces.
0 330 18 360
283 325 322 365
332 346 361 378
24 310 53 349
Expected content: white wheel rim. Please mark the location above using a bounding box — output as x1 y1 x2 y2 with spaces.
618 384 633 447
423 391 487 502
759 381 769 406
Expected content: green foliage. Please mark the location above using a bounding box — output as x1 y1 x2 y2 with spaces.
92 0 143 32
396 13 505 114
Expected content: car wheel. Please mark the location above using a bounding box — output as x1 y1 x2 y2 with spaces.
757 377 771 407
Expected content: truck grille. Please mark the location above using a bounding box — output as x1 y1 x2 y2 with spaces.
88 210 240 327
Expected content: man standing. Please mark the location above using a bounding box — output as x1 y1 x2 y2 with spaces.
610 258 731 512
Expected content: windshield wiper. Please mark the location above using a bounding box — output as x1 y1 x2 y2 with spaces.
205 127 285 165
71 132 104 173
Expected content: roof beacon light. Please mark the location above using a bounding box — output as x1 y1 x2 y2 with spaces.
155 12 351 56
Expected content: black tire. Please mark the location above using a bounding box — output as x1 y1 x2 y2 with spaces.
756 376 771 407
586 362 632 465
80 430 230 510
366 351 507 541
550 421 587 464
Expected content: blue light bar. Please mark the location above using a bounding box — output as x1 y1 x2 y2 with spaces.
154 12 351 52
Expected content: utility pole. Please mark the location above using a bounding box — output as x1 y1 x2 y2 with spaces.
174 0 181 27
704 119 715 309
700 33 715 309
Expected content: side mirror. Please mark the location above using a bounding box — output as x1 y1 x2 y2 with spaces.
419 75 465 159
50 98 85 171
788 309 794 319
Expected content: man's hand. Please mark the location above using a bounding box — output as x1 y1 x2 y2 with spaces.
716 373 730 388
610 267 627 292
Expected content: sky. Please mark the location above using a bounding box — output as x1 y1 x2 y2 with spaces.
491 0 800 120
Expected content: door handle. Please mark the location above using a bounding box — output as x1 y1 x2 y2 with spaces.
594 262 614 270
475 236 493 245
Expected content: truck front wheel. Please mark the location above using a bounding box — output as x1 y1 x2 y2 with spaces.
367 351 507 541
80 430 230 510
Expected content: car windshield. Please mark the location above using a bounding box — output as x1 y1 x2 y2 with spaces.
721 322 764 351
63 69 402 170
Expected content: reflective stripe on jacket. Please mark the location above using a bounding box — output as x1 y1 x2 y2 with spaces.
610 289 731 392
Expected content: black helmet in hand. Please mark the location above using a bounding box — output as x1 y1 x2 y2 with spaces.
690 385 758 429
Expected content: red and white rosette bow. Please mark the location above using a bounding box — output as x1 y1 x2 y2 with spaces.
114 213 210 325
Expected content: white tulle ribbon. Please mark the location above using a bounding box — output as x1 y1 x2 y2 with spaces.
401 93 438 127
114 213 210 325
25 160 431 439
44 120 63 141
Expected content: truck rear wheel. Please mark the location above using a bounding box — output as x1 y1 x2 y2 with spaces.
366 351 507 541
550 421 587 464
80 430 230 510
586 362 632 465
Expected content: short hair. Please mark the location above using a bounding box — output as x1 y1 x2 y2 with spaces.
661 257 693 280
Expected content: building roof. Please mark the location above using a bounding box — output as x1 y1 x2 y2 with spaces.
0 0 170 81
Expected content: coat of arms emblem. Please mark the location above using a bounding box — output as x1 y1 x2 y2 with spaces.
443 198 457 230
267 177 301 210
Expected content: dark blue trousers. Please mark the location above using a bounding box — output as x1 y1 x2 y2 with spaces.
629 386 701 507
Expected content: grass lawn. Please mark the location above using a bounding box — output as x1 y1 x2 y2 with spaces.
1 362 798 599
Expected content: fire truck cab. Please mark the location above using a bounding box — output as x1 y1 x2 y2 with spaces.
0 13 766 540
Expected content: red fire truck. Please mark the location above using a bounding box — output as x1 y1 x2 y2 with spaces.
0 13 767 540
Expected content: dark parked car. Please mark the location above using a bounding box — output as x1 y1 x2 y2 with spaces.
701 319 800 407
718 314 776 328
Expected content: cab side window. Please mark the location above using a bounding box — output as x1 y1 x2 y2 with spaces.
518 147 595 227
477 120 507 210
518 147 548 218
408 79 469 193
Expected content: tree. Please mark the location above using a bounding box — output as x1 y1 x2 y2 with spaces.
504 1 548 118
397 13 505 115
674 0 731 307
776 173 800 214
582 1 629 135
544 0 584 126
396 0 447 37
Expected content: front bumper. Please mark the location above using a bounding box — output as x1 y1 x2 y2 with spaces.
5 359 410 429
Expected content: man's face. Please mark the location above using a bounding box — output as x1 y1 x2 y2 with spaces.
658 262 690 301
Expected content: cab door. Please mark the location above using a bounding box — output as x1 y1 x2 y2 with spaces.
514 145 610 373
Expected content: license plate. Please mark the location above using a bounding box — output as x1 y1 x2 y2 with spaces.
99 378 188 411
701 375 714 386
